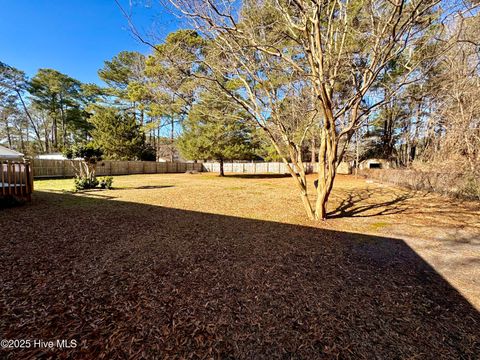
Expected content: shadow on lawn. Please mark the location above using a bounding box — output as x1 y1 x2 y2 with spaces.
1 191 479 359
116 185 175 190
328 188 416 218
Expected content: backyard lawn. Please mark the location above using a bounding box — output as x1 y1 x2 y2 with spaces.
1 173 479 358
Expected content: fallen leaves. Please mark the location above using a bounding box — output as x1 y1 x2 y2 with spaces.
1 176 479 359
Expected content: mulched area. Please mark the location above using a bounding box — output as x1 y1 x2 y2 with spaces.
1 191 479 359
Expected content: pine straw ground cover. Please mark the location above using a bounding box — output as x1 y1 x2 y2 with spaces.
1 173 479 359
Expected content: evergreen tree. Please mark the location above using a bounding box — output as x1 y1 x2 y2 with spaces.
88 106 154 160
145 30 205 161
29 68 89 149
0 62 42 153
177 91 258 176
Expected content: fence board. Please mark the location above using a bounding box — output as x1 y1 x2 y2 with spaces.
32 159 202 178
200 161 351 174
32 159 345 178
201 162 319 174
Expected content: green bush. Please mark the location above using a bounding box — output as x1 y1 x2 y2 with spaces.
139 144 157 161
74 176 99 191
64 143 103 163
73 176 114 191
99 176 114 189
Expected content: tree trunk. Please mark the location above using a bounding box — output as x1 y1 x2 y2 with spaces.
157 120 161 161
19 130 25 153
219 159 224 177
355 129 360 176
52 115 58 149
170 116 175 162
314 128 338 220
311 137 316 163
263 126 315 220
60 101 66 147
16 90 44 152
5 119 12 147
44 132 50 153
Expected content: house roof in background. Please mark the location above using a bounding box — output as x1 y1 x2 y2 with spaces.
0 145 24 159
35 153 67 160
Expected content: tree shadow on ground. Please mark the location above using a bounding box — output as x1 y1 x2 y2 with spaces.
38 189 118 200
1 191 479 359
328 188 417 218
116 185 175 190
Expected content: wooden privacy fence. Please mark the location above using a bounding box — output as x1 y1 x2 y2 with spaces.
32 160 352 178
32 159 203 178
202 161 352 174
1 160 33 200
202 162 318 174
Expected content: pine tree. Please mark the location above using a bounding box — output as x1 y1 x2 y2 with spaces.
177 90 258 176
88 106 153 160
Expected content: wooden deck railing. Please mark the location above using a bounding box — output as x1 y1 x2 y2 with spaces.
1 160 33 201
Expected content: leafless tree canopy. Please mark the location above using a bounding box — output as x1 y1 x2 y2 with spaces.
160 0 478 219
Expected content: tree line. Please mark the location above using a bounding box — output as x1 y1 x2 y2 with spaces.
0 61 150 160
0 35 272 165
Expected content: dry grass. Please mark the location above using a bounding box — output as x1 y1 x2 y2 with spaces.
1 173 479 358
35 173 480 307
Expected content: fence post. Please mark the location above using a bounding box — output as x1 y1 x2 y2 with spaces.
1 161 4 196
7 161 12 195
26 162 32 200
18 163 23 197
12 162 16 196
29 162 34 192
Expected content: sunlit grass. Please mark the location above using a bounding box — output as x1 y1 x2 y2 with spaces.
34 178 74 192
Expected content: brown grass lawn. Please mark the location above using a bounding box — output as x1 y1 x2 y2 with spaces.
1 173 479 359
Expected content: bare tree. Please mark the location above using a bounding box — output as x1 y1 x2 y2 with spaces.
419 13 480 174
0 62 43 152
159 0 470 220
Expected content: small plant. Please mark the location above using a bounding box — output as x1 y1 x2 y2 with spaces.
74 176 99 191
64 143 103 187
99 176 114 189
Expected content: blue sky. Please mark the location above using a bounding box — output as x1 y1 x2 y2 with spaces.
0 0 179 84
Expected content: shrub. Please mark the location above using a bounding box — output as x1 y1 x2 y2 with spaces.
361 168 480 200
65 143 103 189
74 176 99 191
64 143 103 163
139 145 157 161
99 176 114 189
